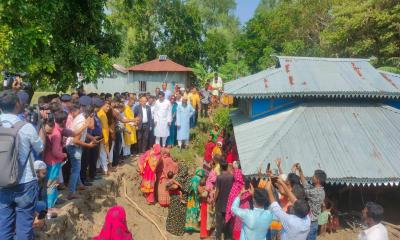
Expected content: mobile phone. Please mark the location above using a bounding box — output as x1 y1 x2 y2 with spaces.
267 163 271 171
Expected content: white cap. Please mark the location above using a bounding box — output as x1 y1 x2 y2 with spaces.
180 87 185 91
34 161 47 171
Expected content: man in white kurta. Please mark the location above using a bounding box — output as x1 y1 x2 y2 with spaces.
153 91 172 147
176 97 195 148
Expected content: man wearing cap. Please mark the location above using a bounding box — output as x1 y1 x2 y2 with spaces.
210 73 223 106
17 90 30 121
176 96 194 149
153 91 172 147
60 94 72 113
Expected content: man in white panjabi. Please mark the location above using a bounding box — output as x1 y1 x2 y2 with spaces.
153 91 172 147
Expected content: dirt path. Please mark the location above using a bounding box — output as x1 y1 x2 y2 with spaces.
35 157 202 240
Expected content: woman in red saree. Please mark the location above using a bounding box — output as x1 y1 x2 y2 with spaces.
139 144 161 204
157 148 178 207
93 205 133 240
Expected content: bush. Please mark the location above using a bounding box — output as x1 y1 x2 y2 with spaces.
213 107 232 131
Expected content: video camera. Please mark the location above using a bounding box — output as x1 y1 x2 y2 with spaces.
25 104 55 127
2 71 31 90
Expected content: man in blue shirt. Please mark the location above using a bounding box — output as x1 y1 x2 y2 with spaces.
0 90 45 240
231 186 273 240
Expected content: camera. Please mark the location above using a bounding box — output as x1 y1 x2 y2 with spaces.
25 105 39 126
2 71 31 90
25 104 54 127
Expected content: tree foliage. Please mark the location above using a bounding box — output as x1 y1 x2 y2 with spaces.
321 0 400 69
0 0 121 91
236 0 400 74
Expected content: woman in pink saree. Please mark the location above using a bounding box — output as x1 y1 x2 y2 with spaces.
157 148 178 207
139 144 161 204
93 205 133 240
225 161 252 240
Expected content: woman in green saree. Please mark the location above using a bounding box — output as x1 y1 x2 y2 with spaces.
184 169 206 232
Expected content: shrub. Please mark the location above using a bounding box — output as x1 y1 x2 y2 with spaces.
213 107 231 131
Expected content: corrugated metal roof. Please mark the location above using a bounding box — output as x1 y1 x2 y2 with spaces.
127 58 192 72
112 64 128 73
231 102 400 186
379 70 400 88
225 56 400 99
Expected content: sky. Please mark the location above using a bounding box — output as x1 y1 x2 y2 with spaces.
236 0 260 24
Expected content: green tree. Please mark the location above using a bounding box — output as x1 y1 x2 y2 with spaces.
0 0 120 91
108 0 157 66
321 0 400 70
236 0 331 73
157 1 203 67
203 30 229 71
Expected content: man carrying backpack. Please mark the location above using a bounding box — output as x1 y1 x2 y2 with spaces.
0 90 45 240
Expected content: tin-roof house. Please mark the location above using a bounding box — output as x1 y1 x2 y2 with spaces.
84 56 192 94
225 56 400 187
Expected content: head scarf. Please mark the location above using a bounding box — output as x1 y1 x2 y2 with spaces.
195 169 205 178
225 168 245 223
152 144 161 155
34 161 47 171
93 205 133 240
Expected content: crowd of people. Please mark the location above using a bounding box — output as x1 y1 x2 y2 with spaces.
138 144 390 240
0 73 226 240
0 73 390 240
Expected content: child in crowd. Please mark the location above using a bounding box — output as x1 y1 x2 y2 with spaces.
318 201 332 236
166 171 184 203
203 135 216 173
34 160 48 229
209 124 221 143
212 137 223 159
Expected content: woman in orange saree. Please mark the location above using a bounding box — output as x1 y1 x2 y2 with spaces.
157 148 178 207
139 144 161 204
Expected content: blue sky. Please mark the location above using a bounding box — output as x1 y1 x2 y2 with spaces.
236 0 260 24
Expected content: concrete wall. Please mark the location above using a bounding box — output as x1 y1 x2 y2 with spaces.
129 71 188 94
84 71 130 94
85 71 188 94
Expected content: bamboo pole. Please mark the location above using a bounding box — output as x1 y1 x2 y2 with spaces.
123 179 168 240
383 221 400 231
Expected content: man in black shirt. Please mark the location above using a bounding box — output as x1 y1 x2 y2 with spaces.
215 160 234 239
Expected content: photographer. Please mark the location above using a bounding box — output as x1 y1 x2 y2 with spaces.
0 90 45 240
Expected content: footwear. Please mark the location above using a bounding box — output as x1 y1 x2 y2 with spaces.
83 182 93 187
77 185 86 191
57 184 66 190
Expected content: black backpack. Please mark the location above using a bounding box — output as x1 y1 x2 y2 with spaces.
0 120 35 187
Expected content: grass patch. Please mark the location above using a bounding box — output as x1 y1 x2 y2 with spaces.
170 117 212 172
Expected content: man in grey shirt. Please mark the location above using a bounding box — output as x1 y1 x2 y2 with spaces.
296 164 326 240
200 81 211 118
